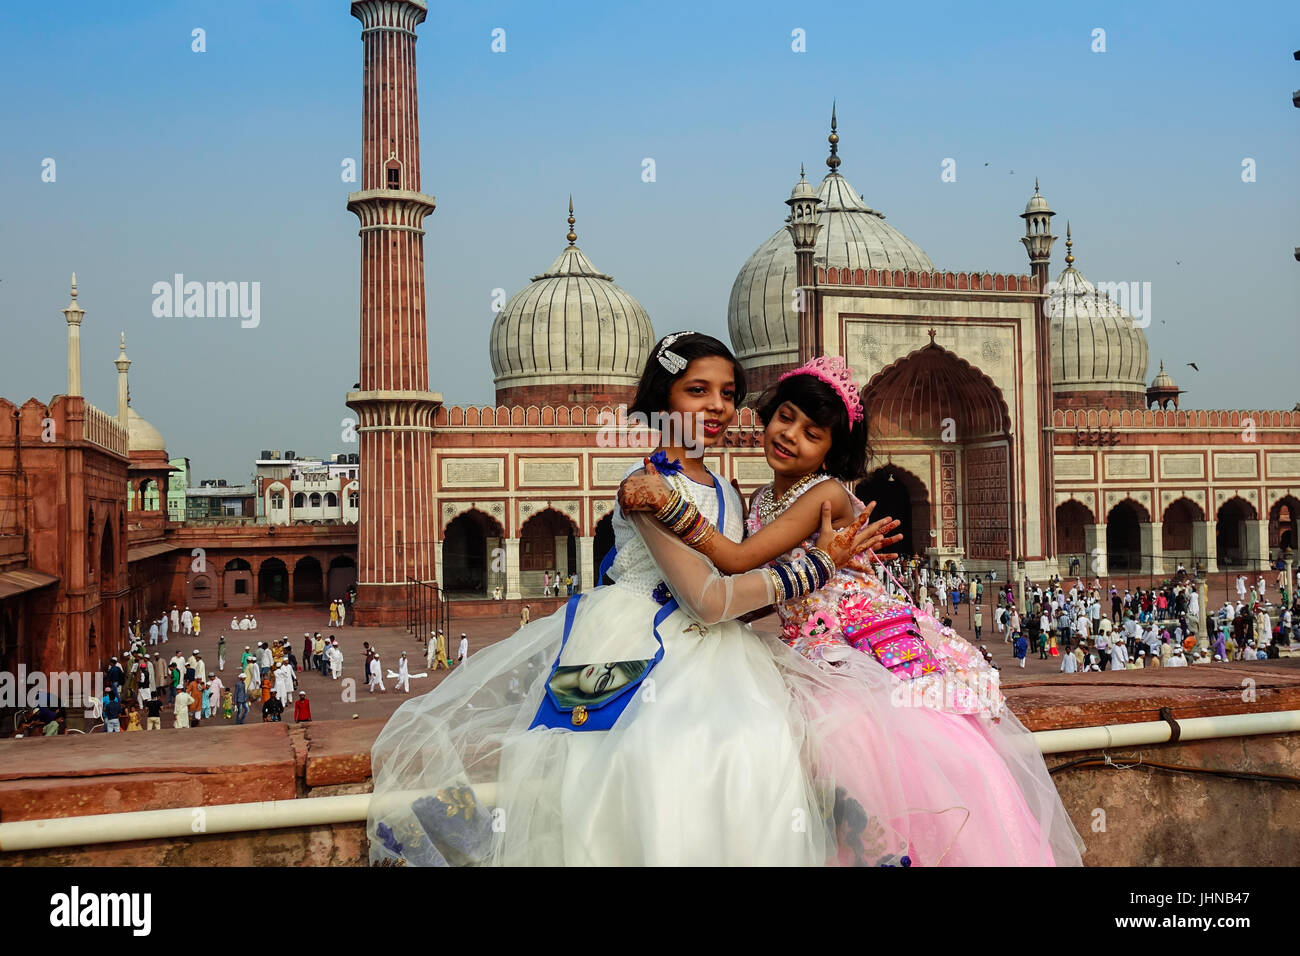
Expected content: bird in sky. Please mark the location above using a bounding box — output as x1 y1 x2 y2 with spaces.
1186 362 1200 371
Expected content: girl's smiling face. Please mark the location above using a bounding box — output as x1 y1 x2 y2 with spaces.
764 400 832 480
665 356 737 448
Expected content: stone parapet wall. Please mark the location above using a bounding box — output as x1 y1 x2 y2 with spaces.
4 665 1298 866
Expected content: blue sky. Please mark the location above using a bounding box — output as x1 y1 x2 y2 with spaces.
1 0 1297 479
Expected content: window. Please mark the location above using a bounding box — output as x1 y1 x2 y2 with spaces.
386 165 400 189
325 492 338 508
348 492 359 509
293 493 306 508
309 493 322 508
271 492 284 509
235 579 248 595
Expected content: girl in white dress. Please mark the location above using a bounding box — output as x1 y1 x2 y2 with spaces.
366 333 897 866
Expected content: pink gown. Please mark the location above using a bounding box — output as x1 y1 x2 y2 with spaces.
752 476 1085 866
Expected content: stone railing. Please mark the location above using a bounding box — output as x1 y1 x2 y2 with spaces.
82 403 129 457
1054 408 1300 429
433 404 766 430
817 266 1039 293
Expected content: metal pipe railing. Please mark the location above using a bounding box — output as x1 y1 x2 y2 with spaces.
2 710 1297 853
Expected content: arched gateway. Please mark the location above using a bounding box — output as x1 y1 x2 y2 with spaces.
861 344 1014 570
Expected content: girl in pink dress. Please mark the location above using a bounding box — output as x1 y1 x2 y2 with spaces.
620 356 1085 866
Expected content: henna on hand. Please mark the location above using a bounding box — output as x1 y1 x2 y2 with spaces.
617 471 670 512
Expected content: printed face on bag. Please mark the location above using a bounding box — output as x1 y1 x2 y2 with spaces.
764 401 831 480
666 357 736 448
548 661 651 709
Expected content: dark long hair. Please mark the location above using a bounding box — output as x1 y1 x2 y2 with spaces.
629 333 747 416
755 372 870 482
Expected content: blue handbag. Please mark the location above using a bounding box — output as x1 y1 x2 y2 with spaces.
529 468 725 732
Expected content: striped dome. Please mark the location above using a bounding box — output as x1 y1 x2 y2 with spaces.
490 233 655 396
1047 235 1149 397
728 170 934 375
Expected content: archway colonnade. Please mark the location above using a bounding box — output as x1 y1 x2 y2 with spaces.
436 505 598 599
183 553 358 611
1054 493 1286 575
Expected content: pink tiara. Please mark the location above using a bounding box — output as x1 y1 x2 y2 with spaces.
778 355 864 425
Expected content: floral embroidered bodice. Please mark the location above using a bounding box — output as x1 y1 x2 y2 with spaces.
748 475 1005 719
609 465 744 601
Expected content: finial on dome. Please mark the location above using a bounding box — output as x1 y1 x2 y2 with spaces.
1034 177 1040 195
566 195 577 245
800 161 805 178
70 272 78 300
826 101 841 173
120 331 126 352
1064 221 1074 265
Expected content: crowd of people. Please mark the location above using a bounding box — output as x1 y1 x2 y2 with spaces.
489 571 580 600
874 557 1299 674
12 585 476 737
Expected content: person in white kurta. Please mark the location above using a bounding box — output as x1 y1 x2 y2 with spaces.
207 674 224 710
181 607 193 634
1109 642 1128 670
328 643 343 680
457 634 469 666
368 656 386 693
395 653 410 693
275 662 294 703
425 633 438 669
170 607 181 634
159 615 169 643
194 654 206 682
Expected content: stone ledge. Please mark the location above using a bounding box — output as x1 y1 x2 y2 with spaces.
1002 661 1300 732
0 722 296 823
304 719 386 787
2 662 1297 828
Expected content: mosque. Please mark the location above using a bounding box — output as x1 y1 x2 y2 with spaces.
3 0 1297 671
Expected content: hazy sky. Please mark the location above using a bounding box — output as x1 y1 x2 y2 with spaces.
2 0 1297 481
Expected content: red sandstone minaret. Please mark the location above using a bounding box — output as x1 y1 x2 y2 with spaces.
345 0 441 625
1021 179 1058 560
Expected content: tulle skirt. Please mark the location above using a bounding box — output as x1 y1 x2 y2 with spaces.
367 584 1084 866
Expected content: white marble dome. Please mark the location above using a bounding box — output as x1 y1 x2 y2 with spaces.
1047 232 1149 397
127 406 166 452
490 207 655 397
728 157 934 376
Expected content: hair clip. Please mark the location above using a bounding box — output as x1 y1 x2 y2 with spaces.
658 349 688 374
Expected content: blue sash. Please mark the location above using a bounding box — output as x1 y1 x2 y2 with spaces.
529 469 726 732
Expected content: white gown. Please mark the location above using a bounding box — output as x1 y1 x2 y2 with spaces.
367 468 882 866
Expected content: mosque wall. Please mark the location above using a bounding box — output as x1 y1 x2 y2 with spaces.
819 281 1051 572
1050 409 1300 573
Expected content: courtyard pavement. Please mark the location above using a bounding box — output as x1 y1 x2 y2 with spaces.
104 568 1294 731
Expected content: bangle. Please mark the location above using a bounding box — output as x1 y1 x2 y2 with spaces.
772 561 795 601
765 567 785 602
792 558 811 596
691 523 717 549
654 487 683 523
670 502 699 535
807 547 834 586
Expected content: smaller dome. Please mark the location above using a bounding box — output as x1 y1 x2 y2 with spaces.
1150 362 1176 390
1022 179 1052 216
788 166 818 203
128 406 166 452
